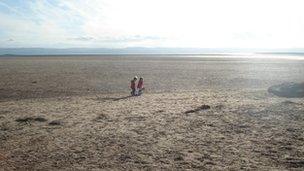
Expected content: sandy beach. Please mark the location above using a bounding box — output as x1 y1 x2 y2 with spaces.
0 55 304 170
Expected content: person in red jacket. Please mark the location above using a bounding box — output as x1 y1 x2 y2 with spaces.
130 76 138 96
137 77 144 95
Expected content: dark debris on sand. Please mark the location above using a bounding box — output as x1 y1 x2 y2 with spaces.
284 158 304 168
184 105 211 114
268 82 304 98
15 116 47 123
48 120 62 126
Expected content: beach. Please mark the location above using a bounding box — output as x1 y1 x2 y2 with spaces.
0 55 304 170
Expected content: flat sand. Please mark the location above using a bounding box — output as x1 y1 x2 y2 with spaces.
0 56 304 170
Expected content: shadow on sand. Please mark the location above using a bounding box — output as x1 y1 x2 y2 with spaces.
96 95 133 101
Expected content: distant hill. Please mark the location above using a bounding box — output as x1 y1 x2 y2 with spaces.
1 47 304 56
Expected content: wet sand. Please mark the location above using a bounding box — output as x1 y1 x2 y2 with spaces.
1 55 304 101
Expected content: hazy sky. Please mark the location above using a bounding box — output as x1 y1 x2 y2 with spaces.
0 0 304 48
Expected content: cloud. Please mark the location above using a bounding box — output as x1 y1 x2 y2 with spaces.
68 36 94 41
66 35 165 49
97 35 165 43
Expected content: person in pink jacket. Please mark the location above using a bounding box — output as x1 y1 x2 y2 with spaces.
137 77 144 95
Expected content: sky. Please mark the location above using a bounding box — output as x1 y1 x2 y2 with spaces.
0 0 304 49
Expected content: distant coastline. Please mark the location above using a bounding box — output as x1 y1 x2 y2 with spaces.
1 47 304 56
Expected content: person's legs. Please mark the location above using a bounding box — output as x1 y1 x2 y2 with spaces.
138 89 143 95
131 88 135 96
